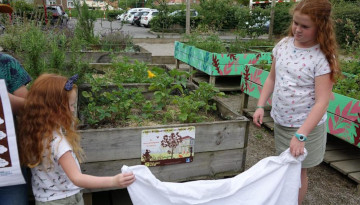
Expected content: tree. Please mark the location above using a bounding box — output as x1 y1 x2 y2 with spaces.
161 132 183 159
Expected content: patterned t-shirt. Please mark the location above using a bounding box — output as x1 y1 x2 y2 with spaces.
0 53 31 93
271 37 331 127
31 131 82 202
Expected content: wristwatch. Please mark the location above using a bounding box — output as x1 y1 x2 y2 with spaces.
295 132 307 142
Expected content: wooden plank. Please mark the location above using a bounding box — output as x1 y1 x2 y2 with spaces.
81 148 246 193
80 120 248 163
243 109 271 117
326 113 360 147
324 149 360 163
263 122 274 131
263 116 274 123
328 92 360 122
348 172 360 184
330 159 360 175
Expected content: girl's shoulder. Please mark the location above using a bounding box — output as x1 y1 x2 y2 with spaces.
51 130 67 145
277 37 292 47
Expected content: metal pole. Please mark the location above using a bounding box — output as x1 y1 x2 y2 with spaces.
269 0 276 40
186 0 190 35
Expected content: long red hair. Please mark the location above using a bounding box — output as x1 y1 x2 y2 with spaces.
18 73 84 168
288 0 341 82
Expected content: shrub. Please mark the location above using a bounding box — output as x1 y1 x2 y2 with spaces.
197 0 240 31
273 2 294 36
333 2 360 46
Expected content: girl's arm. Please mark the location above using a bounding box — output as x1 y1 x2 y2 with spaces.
59 151 135 189
290 73 333 157
253 59 276 127
9 85 28 115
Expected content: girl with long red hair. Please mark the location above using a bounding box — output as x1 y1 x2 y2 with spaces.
253 0 340 204
18 74 135 204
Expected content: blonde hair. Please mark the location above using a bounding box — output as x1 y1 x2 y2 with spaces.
18 73 84 168
288 0 341 82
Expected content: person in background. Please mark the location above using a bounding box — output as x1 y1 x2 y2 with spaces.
18 74 135 205
0 53 31 205
252 0 341 204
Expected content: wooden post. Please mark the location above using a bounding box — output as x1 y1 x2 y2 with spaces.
186 0 190 35
209 76 216 86
269 0 276 40
239 92 249 116
189 66 194 82
175 59 180 70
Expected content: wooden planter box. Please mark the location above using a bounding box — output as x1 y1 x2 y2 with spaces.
240 65 360 148
88 63 169 74
174 41 272 91
65 44 152 63
174 41 272 76
78 97 249 193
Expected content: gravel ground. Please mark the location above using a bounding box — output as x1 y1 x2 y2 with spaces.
220 93 360 205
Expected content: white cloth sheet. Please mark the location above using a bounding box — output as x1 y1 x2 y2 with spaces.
122 148 307 205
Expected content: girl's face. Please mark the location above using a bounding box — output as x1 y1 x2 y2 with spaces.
292 11 317 48
68 89 77 113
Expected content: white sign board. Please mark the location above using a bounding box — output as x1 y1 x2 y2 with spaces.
0 79 26 187
141 126 195 167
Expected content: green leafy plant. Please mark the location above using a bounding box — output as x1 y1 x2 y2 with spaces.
333 74 360 100
20 23 47 79
74 0 97 44
80 64 224 127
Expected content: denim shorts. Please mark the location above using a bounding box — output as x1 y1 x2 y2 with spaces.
0 167 28 205
274 122 327 168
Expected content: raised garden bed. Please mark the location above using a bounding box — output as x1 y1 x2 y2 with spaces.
240 64 360 148
174 41 272 76
78 87 249 192
174 41 272 91
76 61 250 192
66 44 152 63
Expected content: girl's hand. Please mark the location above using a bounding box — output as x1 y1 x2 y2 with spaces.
290 136 305 157
112 172 136 188
253 108 264 127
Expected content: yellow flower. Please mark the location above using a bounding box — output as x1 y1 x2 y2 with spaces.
147 70 156 78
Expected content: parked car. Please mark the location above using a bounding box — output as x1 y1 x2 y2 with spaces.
133 11 148 26
125 8 150 24
46 5 68 25
38 5 68 25
117 13 126 21
246 16 270 33
140 9 158 28
169 9 198 17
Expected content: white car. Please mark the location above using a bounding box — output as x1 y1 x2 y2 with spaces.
169 9 198 17
117 13 126 21
125 8 150 24
140 9 158 28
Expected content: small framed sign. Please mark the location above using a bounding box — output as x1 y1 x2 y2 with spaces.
141 126 195 167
